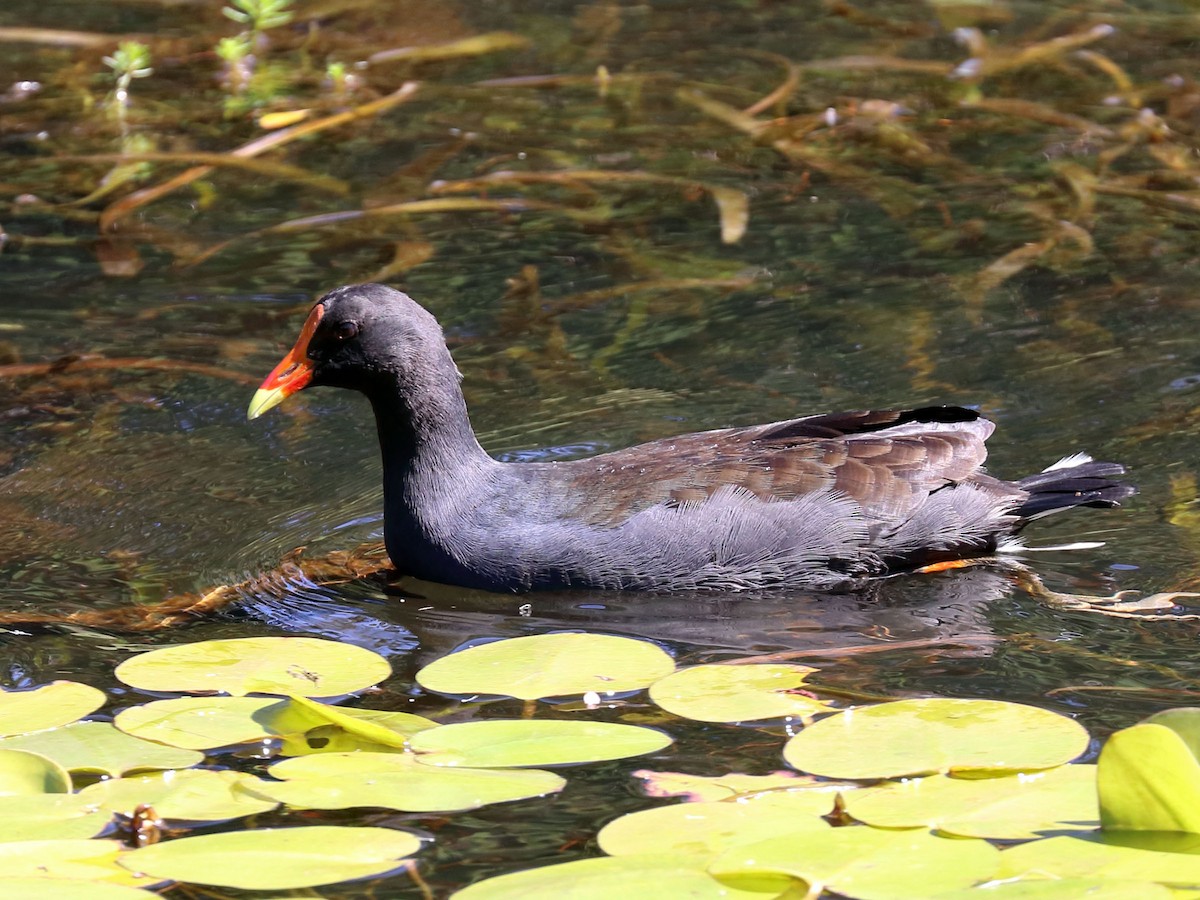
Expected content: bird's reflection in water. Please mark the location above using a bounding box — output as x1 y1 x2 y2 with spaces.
239 564 1020 666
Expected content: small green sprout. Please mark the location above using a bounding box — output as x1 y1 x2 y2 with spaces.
326 61 348 86
223 0 293 40
216 34 254 93
324 60 355 99
103 41 153 105
216 34 253 65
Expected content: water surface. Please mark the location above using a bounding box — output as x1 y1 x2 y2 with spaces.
3 0 1200 892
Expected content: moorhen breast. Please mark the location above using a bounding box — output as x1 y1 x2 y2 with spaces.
248 283 1134 593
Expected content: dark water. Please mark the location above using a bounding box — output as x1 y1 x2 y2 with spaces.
3 0 1200 893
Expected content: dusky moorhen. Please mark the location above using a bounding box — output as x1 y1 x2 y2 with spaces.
248 283 1133 593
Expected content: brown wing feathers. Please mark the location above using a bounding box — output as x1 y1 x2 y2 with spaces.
563 407 994 527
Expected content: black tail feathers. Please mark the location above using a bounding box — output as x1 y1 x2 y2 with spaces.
1014 457 1137 521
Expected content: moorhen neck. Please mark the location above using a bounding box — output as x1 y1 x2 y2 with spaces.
248 283 1134 593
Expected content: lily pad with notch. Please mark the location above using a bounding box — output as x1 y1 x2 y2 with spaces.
114 636 391 697
118 825 422 890
409 719 672 768
416 633 675 701
258 751 566 812
648 663 830 723
783 699 1088 779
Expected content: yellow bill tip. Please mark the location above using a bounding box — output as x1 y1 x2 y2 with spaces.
247 386 287 420
250 303 323 420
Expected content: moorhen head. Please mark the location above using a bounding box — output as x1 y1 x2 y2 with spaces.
249 283 1134 594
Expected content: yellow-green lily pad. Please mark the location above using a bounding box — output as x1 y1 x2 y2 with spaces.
649 664 830 723
998 833 1200 884
453 853 782 899
0 749 71 795
79 769 279 822
1098 722 1200 833
114 696 314 750
598 793 831 861
114 637 391 697
0 840 157 887
409 719 672 767
846 764 1099 839
416 633 675 701
0 793 112 841
259 751 565 812
115 694 434 756
281 694 436 752
118 825 421 890
0 682 106 737
783 699 1088 779
0 721 203 776
1143 708 1200 756
710 826 1000 899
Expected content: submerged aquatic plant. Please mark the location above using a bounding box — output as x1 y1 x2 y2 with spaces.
323 60 362 103
223 0 293 48
216 34 254 93
216 33 253 87
216 0 293 112
102 41 153 110
325 60 348 88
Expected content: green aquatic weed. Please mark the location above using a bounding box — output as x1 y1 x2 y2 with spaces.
102 41 152 108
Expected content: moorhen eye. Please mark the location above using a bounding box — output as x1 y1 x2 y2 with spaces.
250 284 1135 594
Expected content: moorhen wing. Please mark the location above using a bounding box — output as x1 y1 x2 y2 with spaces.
248 283 1134 593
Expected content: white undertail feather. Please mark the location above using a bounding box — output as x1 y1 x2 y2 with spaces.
1041 452 1094 472
998 537 1107 554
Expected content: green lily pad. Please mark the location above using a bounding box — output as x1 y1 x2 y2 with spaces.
409 719 672 767
0 879 157 899
783 699 1088 779
0 793 112 841
259 751 565 812
932 879 1172 899
416 633 676 701
0 682 106 737
118 825 422 890
79 769 279 822
282 694 436 752
633 769 820 802
598 793 831 860
648 664 831 723
1098 722 1200 833
1144 708 1200 757
0 721 203 776
846 764 1099 839
453 853 783 899
114 637 391 697
279 726 416 757
114 696 313 750
0 840 158 887
998 833 1200 884
0 749 71 795
710 827 1000 900
114 694 433 756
